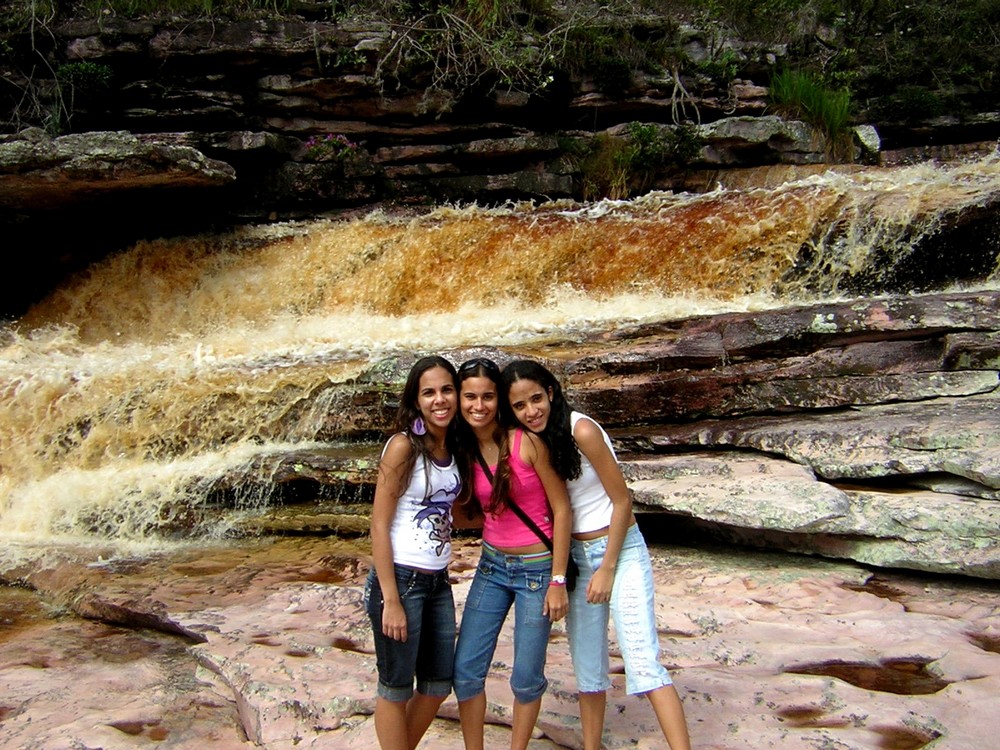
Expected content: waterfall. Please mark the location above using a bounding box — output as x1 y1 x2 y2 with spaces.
2 155 999 561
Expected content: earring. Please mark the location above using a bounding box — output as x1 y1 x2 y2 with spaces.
411 416 426 435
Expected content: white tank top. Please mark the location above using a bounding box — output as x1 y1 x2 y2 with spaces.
386 438 462 570
567 412 615 533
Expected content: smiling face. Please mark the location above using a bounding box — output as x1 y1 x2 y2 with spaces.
460 375 498 433
507 377 553 433
416 365 458 432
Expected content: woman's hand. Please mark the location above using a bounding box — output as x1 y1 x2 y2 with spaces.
382 597 408 642
586 566 614 604
544 584 569 622
371 434 412 643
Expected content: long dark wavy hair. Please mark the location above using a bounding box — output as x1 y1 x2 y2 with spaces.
499 359 581 482
454 358 509 515
391 355 461 497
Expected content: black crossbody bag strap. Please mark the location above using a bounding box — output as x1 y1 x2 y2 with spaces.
476 450 553 552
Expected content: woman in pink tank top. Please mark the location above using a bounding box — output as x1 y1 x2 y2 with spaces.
452 357 571 750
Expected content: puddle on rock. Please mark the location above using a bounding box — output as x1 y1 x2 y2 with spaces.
872 724 942 750
841 576 910 609
786 658 949 695
777 707 941 748
331 636 368 653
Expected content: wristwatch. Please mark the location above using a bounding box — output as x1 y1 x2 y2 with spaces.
549 574 567 586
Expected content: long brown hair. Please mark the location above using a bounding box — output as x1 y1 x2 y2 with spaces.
455 358 509 514
391 355 460 497
499 359 581 482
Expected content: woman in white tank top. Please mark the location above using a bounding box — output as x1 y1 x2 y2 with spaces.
500 359 691 750
365 355 463 750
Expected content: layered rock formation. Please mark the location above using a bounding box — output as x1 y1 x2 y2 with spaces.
2 9 998 317
2 10 999 748
238 290 1000 580
6 273 996 750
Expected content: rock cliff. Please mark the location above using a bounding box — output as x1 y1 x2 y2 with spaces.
228 290 1000 580
2 7 998 316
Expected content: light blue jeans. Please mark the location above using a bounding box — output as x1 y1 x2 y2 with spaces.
453 542 553 704
567 524 674 695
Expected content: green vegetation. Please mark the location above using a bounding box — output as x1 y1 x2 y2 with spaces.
1 0 997 141
56 61 112 92
842 0 999 114
0 0 57 30
563 20 682 95
769 68 851 156
0 47 113 134
77 0 295 17
372 0 574 112
581 133 634 200
684 0 999 118
580 121 703 200
302 133 362 162
55 60 113 131
685 0 840 46
868 86 947 124
696 47 739 87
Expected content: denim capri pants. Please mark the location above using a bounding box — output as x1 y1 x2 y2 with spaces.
453 542 553 704
567 524 674 695
364 564 456 702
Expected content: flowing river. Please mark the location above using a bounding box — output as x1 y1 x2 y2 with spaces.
2 154 999 570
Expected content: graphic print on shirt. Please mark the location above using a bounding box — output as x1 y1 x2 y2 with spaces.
415 474 462 555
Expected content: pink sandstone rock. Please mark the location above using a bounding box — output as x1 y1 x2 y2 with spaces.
2 536 999 749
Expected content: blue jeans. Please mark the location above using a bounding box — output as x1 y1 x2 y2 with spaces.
567 524 674 695
365 564 456 702
453 542 553 704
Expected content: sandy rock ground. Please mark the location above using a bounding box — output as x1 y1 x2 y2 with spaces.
2 535 1000 749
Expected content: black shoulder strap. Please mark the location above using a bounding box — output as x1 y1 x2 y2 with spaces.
476 449 553 551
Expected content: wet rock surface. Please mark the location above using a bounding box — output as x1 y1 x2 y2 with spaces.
220 291 1000 580
2 537 999 749
0 129 236 208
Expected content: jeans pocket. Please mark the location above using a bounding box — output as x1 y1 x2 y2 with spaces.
394 566 418 600
525 570 546 592
587 536 609 570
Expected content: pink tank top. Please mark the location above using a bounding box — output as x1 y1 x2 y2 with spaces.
476 429 554 548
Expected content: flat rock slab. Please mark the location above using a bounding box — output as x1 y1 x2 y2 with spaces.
0 129 236 207
3 537 1000 749
621 392 1000 487
622 452 853 531
622 451 1000 578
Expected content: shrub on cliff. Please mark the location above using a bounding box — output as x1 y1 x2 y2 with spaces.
769 67 852 158
579 121 702 200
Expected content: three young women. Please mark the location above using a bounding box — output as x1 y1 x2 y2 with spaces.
451 357 572 750
365 355 463 750
500 359 692 750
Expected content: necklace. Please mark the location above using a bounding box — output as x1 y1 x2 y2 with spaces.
478 441 500 465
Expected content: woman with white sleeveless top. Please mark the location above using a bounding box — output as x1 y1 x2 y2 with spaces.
365 355 463 750
500 359 691 750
